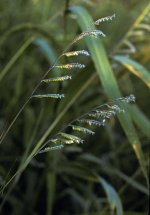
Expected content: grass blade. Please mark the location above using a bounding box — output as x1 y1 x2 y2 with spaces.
113 55 150 88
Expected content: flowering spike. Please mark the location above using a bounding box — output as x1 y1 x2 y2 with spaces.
51 138 74 145
116 94 135 103
88 110 116 119
42 76 72 83
94 14 116 25
55 63 85 70
70 125 95 135
39 145 64 154
32 94 65 99
77 119 103 127
73 30 106 44
63 50 90 57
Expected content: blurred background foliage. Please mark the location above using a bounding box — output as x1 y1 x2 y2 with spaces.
0 0 150 214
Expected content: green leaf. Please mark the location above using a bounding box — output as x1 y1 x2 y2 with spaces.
113 55 150 88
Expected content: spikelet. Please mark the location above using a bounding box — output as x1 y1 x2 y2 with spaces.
77 119 103 127
94 14 116 25
42 76 72 83
62 140 74 144
88 110 116 119
73 30 106 44
116 94 136 103
70 125 95 135
39 144 64 154
63 50 90 57
59 132 84 144
51 138 74 145
55 63 85 70
32 94 65 99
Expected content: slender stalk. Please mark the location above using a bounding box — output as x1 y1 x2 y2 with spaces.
0 57 58 145
0 32 82 145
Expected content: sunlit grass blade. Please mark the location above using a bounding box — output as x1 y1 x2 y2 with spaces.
113 55 150 88
70 5 147 180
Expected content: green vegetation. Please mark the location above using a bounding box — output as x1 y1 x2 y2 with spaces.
0 0 149 214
